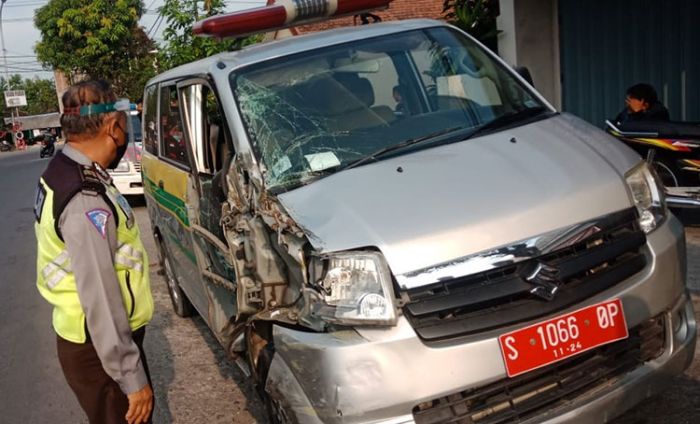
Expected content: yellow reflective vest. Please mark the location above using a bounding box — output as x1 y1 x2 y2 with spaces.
35 153 153 343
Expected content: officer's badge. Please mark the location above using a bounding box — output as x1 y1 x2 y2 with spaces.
34 184 46 222
92 162 112 184
86 208 111 238
115 193 135 229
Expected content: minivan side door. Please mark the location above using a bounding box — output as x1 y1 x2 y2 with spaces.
177 79 238 337
141 82 209 316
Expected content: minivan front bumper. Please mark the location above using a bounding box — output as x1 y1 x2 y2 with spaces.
267 216 696 424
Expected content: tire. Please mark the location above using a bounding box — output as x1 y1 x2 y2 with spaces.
248 329 294 424
652 159 682 188
157 236 195 317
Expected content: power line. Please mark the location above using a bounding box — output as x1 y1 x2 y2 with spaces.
2 17 34 22
3 2 49 8
147 13 164 37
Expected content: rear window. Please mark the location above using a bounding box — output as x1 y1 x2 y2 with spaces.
143 84 158 154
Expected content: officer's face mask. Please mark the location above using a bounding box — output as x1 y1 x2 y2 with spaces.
108 118 130 170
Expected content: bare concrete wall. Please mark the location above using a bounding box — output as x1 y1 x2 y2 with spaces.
498 0 561 109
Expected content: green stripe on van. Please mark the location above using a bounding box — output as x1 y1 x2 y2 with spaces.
144 177 190 227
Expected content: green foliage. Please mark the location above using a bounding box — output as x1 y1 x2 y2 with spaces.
1 76 59 118
442 0 500 50
158 0 260 70
34 0 156 100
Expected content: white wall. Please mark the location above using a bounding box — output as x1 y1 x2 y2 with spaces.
497 0 561 109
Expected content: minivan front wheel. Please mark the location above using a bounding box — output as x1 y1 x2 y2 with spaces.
157 236 195 317
247 325 293 424
653 159 682 188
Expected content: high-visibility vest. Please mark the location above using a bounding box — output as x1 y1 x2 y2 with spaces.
35 152 153 343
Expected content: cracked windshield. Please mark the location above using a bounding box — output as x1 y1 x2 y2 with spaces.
232 27 544 191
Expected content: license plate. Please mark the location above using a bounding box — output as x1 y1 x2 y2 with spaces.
498 299 628 377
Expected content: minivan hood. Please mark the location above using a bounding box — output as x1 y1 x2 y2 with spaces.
277 114 640 280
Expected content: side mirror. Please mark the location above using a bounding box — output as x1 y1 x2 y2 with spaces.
514 66 534 87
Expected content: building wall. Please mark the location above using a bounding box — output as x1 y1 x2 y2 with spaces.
497 0 560 109
298 0 445 33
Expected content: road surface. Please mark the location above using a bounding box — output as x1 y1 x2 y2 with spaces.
1 148 698 423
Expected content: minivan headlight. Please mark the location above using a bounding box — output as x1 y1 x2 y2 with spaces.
310 251 397 326
625 162 667 233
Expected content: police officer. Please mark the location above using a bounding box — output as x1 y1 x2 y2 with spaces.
34 80 154 424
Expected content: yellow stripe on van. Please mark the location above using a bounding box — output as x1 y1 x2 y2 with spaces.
141 153 189 199
141 152 191 227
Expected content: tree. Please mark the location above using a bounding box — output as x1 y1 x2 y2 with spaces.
34 0 156 100
442 0 500 51
157 0 260 70
1 76 59 117
22 78 60 116
1 75 25 120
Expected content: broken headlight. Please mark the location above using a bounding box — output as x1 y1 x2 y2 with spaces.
309 251 397 326
625 161 667 233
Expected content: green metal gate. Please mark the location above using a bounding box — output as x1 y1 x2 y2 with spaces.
559 0 700 126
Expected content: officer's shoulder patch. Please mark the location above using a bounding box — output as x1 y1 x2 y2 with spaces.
34 183 46 222
79 165 104 196
86 208 111 239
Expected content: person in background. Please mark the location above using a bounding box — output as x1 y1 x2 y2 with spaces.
615 83 670 124
34 80 154 424
393 84 408 117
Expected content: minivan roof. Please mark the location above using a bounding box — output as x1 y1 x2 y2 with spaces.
147 18 444 85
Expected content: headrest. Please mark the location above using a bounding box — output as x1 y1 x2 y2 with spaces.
302 76 369 116
334 73 375 107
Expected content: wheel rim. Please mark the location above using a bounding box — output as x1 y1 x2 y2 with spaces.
653 161 679 187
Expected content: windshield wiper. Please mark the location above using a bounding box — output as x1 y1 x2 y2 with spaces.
462 106 551 140
340 126 465 171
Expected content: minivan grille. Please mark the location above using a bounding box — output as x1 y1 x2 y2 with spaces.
412 315 665 424
403 209 646 342
133 161 141 173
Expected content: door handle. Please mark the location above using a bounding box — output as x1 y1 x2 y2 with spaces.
158 180 165 190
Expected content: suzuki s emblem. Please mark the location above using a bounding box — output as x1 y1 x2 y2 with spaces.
525 262 560 301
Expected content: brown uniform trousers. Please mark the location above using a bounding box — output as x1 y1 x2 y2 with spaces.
56 327 152 424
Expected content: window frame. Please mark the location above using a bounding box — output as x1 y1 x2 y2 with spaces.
158 81 192 171
142 83 160 156
176 77 234 177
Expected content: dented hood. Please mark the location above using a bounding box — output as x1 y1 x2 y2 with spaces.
277 114 640 278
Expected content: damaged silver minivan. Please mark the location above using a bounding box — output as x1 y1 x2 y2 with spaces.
141 18 696 424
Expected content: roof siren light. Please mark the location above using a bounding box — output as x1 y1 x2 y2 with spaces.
193 0 393 39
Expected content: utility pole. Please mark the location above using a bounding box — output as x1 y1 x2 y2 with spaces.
0 0 15 142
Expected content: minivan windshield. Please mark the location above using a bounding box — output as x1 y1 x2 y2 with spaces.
232 27 548 192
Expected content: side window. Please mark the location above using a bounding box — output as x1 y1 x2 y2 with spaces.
143 85 158 154
180 83 231 175
159 85 189 166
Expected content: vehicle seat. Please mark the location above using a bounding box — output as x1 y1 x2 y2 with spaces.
303 76 390 131
210 122 234 203
335 74 396 124
209 122 222 172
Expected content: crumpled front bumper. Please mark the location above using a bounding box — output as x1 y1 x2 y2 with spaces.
266 216 696 424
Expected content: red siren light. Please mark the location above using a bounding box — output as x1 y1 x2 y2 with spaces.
193 0 394 39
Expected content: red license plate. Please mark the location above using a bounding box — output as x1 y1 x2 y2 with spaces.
498 299 628 377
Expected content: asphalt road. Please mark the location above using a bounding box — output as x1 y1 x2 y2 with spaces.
1 147 699 423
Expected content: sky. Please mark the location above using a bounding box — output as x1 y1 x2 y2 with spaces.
0 0 265 81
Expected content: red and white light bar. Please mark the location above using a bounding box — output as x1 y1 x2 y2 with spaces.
193 0 393 39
